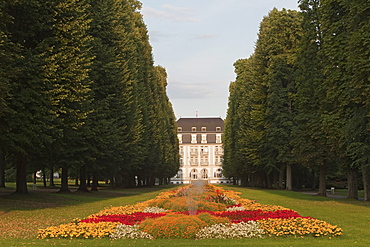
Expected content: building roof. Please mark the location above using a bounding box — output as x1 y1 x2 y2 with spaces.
176 117 224 133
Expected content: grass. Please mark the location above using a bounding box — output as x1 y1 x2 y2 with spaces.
0 182 369 247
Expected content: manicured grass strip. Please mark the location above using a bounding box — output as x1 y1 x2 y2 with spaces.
0 184 369 246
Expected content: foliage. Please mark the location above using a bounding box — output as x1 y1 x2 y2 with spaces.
36 184 344 240
80 212 166 225
224 0 370 199
139 213 207 239
258 218 343 238
0 0 179 192
196 221 264 239
110 224 153 240
37 222 119 239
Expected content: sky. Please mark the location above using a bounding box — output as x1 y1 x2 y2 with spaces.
139 0 299 119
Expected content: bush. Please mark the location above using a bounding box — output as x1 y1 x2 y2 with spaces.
139 213 207 239
197 212 230 225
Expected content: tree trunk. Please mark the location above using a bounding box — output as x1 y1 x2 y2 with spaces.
317 164 326 196
362 165 370 201
265 172 272 189
87 175 91 187
0 150 5 188
109 176 116 189
286 163 292 190
33 171 37 188
273 170 278 189
49 164 55 187
15 156 28 194
91 171 98 191
59 167 70 193
278 163 285 189
311 168 316 190
78 165 89 192
347 168 358 199
42 168 47 187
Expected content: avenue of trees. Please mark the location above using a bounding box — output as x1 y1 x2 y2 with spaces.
223 0 370 201
0 0 179 193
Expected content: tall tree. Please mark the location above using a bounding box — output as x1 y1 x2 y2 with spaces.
320 0 370 200
41 0 93 192
294 0 335 196
2 0 55 193
0 0 12 188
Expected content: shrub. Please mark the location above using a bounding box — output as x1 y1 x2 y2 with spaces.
197 212 230 225
139 213 207 239
258 218 344 237
37 222 119 239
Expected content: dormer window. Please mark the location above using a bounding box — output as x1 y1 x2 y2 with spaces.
201 127 206 132
191 134 197 143
216 134 222 143
216 127 221 132
178 127 182 132
192 127 196 132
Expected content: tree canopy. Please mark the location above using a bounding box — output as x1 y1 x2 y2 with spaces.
0 0 179 193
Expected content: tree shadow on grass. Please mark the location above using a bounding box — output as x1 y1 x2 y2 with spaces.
0 184 180 212
220 184 370 208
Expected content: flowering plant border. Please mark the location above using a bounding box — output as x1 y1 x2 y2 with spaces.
38 184 343 239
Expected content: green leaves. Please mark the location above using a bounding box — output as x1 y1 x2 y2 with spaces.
0 0 179 191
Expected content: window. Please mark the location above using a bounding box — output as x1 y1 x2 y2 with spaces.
201 127 206 132
179 146 183 155
192 127 196 132
201 134 207 143
215 168 222 178
190 146 198 155
200 156 209 166
190 169 198 179
200 146 208 153
216 134 222 143
178 127 182 132
216 127 221 132
215 156 221 165
178 134 182 144
190 156 198 166
176 169 183 178
215 146 223 155
191 134 197 143
201 169 208 179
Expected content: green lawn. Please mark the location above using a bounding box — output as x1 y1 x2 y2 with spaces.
0 182 369 247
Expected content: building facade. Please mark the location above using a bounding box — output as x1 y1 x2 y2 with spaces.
170 117 231 184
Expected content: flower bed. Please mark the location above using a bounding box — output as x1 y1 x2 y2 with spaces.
37 184 343 239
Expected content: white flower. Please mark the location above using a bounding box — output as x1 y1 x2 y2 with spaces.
226 206 245 211
143 206 167 214
110 224 153 240
196 221 264 239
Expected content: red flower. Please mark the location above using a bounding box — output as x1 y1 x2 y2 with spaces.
79 212 166 225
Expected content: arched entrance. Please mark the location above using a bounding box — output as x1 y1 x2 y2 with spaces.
190 169 198 180
201 169 208 179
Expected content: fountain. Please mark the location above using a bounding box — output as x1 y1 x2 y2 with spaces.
186 180 207 215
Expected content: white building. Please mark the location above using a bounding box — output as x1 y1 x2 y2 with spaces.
171 117 231 184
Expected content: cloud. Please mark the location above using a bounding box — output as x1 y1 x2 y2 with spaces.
167 82 215 99
141 5 199 23
162 4 196 14
194 33 218 40
148 30 173 42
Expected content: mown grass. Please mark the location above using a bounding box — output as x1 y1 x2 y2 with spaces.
0 182 369 247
